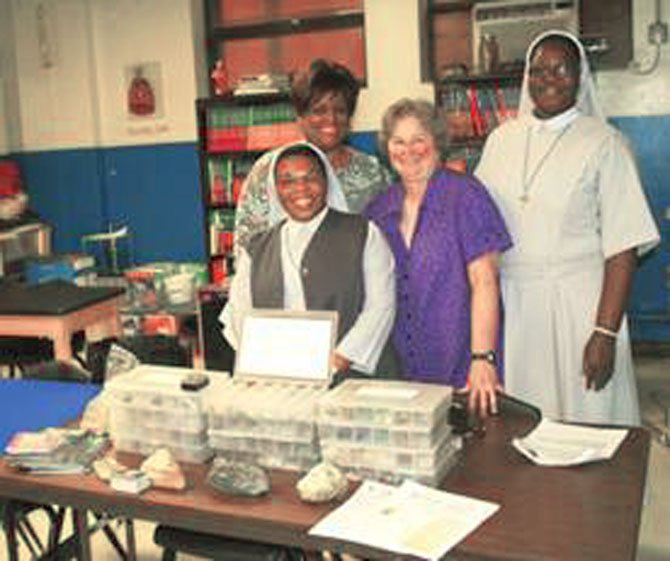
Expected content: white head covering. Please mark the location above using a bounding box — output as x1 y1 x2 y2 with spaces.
266 141 350 224
518 29 605 121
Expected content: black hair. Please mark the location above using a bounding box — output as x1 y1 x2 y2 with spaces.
290 59 360 117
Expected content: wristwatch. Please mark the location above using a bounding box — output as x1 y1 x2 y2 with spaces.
471 350 497 366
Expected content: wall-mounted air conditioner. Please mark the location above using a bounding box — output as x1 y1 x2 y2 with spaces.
472 0 579 70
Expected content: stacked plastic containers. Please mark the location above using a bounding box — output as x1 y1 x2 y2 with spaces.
105 365 230 463
316 379 461 486
207 380 329 471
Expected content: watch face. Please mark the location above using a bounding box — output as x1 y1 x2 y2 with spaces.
472 351 497 365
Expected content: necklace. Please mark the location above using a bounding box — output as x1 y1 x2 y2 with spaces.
283 226 303 273
519 123 572 204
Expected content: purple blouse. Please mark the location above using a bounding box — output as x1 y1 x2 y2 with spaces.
365 169 512 387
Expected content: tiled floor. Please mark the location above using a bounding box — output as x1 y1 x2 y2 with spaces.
2 356 670 561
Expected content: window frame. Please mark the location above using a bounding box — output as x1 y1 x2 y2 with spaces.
420 0 475 83
204 0 367 94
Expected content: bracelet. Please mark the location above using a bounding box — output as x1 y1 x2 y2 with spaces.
594 325 618 339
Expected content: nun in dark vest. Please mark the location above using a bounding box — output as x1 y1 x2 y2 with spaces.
220 142 397 379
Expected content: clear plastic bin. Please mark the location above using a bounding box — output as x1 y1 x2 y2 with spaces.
113 435 213 463
104 365 231 460
206 380 327 442
317 379 452 429
111 419 208 448
212 449 319 472
110 401 206 432
321 426 457 474
340 443 462 487
208 429 320 471
105 365 231 414
317 418 451 449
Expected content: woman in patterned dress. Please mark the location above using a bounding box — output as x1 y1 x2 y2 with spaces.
234 59 391 254
365 98 512 416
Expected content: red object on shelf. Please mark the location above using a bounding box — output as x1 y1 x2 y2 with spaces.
207 127 248 151
232 176 244 205
210 59 231 97
211 175 227 205
210 257 228 286
217 231 234 255
246 123 304 151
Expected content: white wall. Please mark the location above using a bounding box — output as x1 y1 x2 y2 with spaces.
10 0 100 151
90 0 204 147
2 0 669 154
0 0 18 154
598 0 670 117
3 0 206 152
355 0 434 131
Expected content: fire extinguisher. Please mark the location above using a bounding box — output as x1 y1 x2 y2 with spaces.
128 66 155 116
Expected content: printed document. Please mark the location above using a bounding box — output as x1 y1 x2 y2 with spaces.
512 418 628 467
309 479 499 560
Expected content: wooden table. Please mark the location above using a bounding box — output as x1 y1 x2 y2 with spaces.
0 280 124 361
0 399 650 561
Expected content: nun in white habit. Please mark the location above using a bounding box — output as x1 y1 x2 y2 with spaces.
220 141 396 377
475 30 659 425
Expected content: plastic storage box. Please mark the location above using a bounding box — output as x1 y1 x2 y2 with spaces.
316 379 460 486
104 364 231 463
205 309 337 472
206 379 328 471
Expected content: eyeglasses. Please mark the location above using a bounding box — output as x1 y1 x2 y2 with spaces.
527 62 577 79
276 169 324 191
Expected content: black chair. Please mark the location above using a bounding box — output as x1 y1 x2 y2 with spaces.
0 336 54 378
1 500 66 561
153 525 301 561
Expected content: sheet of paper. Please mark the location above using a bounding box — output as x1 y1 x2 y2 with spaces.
237 315 333 380
309 479 499 561
512 418 628 467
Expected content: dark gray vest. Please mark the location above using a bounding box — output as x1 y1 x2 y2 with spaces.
248 209 367 341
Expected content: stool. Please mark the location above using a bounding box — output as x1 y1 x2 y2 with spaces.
0 336 53 378
153 525 299 561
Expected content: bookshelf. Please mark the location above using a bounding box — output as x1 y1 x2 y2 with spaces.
195 96 303 286
436 71 523 172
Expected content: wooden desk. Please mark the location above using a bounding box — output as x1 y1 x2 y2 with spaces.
0 402 650 561
0 281 124 360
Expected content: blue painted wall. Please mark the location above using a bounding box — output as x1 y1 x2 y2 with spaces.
611 115 670 341
15 142 205 266
13 119 669 339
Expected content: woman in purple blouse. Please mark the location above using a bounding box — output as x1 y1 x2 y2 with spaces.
365 99 512 416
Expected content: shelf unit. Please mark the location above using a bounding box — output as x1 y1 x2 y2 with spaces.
195 95 303 286
436 70 523 172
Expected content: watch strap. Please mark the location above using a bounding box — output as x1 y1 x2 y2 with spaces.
470 350 497 366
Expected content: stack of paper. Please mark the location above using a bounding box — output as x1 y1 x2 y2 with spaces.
309 479 499 561
5 428 66 456
512 418 628 467
4 429 109 474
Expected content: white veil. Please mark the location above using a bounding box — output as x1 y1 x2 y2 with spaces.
517 29 605 121
265 141 350 224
